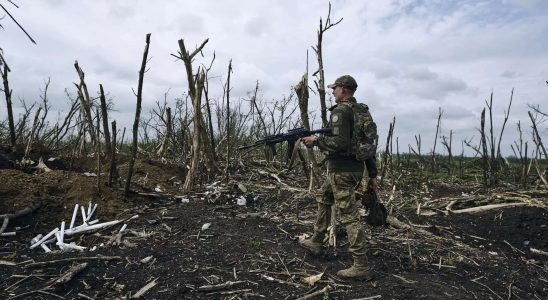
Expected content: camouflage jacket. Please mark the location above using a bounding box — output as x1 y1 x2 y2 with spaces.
317 97 377 176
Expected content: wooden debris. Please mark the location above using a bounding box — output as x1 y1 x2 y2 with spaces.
77 293 95 300
131 278 158 298
350 295 382 300
48 263 88 287
25 256 122 268
450 202 526 214
0 203 41 235
392 274 417 284
260 274 302 288
0 259 16 266
197 280 245 292
530 247 548 256
205 289 253 296
295 285 330 300
302 272 324 286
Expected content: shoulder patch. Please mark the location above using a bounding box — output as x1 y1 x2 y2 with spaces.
332 114 339 123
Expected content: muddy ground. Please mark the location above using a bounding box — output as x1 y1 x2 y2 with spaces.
0 154 547 299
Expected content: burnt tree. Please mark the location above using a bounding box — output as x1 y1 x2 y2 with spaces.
125 33 152 195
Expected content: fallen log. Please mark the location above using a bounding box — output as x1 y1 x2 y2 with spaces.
0 203 41 235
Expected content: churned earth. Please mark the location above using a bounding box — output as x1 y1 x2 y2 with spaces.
0 155 546 299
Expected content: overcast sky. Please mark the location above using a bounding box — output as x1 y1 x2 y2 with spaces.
1 0 547 156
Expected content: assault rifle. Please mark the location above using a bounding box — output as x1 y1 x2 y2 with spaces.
239 127 330 161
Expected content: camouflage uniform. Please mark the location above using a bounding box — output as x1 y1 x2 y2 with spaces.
300 75 378 279
313 98 369 257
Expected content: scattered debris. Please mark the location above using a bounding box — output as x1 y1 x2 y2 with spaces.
131 278 158 299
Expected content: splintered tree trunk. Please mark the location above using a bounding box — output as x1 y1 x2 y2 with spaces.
99 84 112 157
74 61 97 148
24 107 42 162
380 118 395 185
313 3 343 127
225 60 232 184
529 111 548 160
108 120 119 187
480 108 489 186
487 93 497 185
177 38 212 192
294 71 319 189
203 77 216 161
431 108 442 173
125 33 151 196
96 108 101 192
157 107 173 157
2 64 16 149
183 70 206 192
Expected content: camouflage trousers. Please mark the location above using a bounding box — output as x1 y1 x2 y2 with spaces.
313 171 367 256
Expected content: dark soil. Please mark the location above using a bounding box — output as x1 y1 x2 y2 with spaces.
1 155 547 300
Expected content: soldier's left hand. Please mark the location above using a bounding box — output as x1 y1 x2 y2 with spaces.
301 136 317 148
368 178 378 191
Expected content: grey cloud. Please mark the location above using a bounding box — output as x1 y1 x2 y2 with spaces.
408 67 439 81
368 60 401 79
107 3 137 21
244 18 270 37
160 13 205 35
441 106 475 120
501 71 518 78
398 68 472 100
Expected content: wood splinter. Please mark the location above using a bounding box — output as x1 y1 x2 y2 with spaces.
197 280 245 292
48 262 88 288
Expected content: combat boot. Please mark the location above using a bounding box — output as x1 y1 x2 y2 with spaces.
298 234 324 256
337 255 373 280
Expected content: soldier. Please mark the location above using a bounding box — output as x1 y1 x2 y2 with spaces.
301 75 378 279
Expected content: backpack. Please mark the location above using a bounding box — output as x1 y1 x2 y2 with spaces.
341 102 378 161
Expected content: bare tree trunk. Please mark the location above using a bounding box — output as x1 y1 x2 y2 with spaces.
23 107 42 163
313 3 343 127
96 108 101 192
295 70 319 189
380 118 395 185
176 38 210 192
497 89 514 159
396 137 400 167
203 77 216 161
125 33 152 196
431 108 442 173
480 108 489 186
157 107 172 157
74 61 97 148
486 93 496 185
441 130 453 175
529 111 548 160
225 60 232 184
184 70 206 192
119 127 126 152
250 81 268 136
108 120 118 187
99 84 112 158
1 64 16 149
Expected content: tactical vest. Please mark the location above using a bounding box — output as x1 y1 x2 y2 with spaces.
340 102 378 161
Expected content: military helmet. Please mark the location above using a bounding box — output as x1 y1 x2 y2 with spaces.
327 75 358 91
